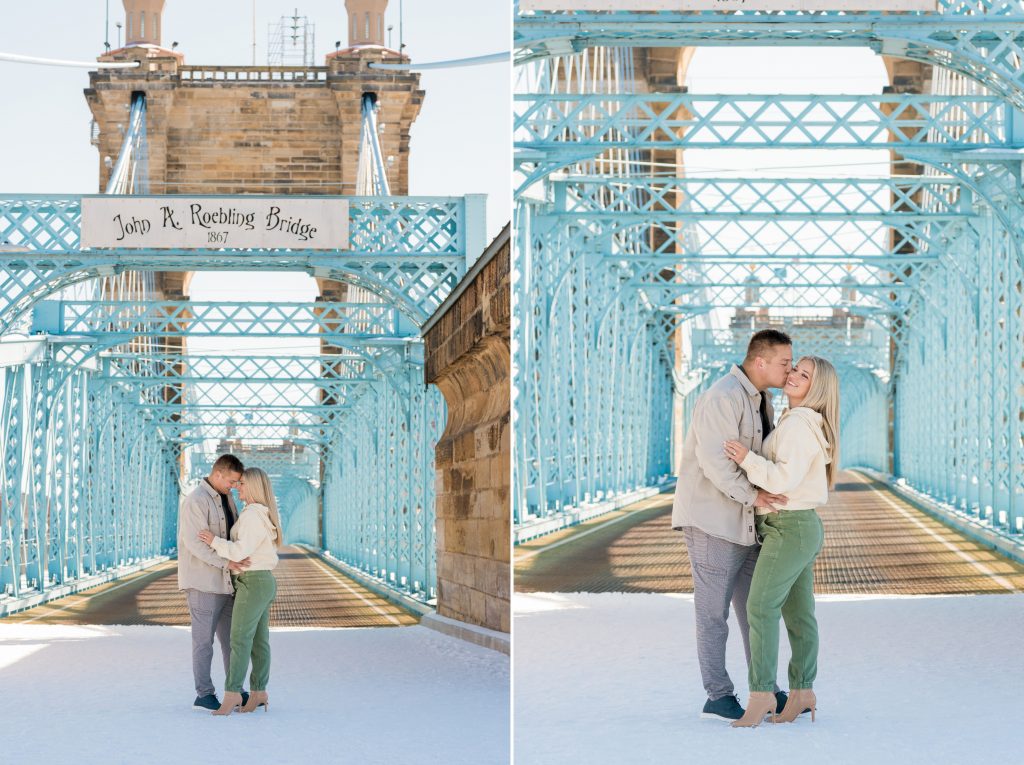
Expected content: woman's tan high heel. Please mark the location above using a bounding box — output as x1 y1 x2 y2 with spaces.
776 688 816 723
241 690 269 713
212 691 244 716
730 691 778 728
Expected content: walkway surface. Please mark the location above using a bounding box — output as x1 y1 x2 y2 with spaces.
515 470 1024 594
4 545 418 627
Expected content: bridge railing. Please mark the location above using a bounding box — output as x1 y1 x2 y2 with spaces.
179 65 329 83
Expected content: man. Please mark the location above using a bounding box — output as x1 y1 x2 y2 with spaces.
672 329 793 721
177 453 251 711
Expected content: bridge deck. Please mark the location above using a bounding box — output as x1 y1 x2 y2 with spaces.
514 470 1024 594
4 546 418 627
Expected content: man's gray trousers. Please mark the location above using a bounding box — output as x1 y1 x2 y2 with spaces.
683 526 762 701
185 588 234 697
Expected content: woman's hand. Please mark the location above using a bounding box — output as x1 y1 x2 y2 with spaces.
723 440 749 464
198 529 215 546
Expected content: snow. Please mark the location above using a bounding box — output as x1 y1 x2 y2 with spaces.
0 623 509 764
514 592 1023 764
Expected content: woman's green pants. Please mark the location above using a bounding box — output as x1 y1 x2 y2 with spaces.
226 570 277 693
747 509 824 693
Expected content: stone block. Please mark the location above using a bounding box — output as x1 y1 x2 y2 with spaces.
489 453 504 491
453 431 476 463
468 588 487 624
449 524 468 555
474 457 492 491
493 562 510 600
436 553 453 580
439 580 468 620
484 595 508 634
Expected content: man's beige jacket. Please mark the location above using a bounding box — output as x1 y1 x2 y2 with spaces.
177 479 238 594
671 365 774 546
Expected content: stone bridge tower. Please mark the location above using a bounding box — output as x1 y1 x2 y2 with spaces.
85 0 423 300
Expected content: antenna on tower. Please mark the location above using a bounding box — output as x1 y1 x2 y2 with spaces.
267 8 315 66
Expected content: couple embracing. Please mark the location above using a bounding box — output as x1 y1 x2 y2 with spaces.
177 454 283 716
674 329 840 727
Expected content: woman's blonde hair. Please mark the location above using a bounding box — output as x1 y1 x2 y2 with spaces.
796 355 841 488
242 467 283 548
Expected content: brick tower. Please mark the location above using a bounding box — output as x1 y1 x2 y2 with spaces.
85 0 422 303
86 0 422 204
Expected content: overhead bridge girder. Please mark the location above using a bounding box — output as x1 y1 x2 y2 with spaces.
100 379 376 409
96 353 382 381
34 300 415 341
515 9 1024 109
516 92 1012 153
0 194 476 330
551 176 971 218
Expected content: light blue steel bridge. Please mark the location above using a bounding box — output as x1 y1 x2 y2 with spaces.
512 2 1024 558
0 91 487 610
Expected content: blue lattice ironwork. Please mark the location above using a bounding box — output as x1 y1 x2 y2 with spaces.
0 195 471 330
513 4 1024 550
516 4 1024 107
0 186 480 606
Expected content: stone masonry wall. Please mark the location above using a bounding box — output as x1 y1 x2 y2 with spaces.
85 47 422 195
424 227 510 634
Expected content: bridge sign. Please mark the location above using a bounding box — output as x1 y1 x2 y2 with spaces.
80 196 349 250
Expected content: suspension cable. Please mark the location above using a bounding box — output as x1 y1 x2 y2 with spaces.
368 52 508 70
0 51 140 69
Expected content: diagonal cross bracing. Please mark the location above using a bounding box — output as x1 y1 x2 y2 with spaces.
48 301 410 340
516 93 1012 153
0 195 469 328
515 7 1024 108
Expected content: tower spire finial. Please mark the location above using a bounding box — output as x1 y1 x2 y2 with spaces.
122 0 167 47
345 0 388 48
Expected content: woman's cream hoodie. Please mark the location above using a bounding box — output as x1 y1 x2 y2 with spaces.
211 502 279 571
738 406 832 514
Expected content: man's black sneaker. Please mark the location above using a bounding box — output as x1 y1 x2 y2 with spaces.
193 694 220 711
701 694 744 720
774 690 789 714
774 690 811 716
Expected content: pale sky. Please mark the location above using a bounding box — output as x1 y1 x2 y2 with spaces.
0 0 510 245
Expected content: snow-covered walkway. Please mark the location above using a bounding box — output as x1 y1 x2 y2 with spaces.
0 623 509 764
514 592 1022 764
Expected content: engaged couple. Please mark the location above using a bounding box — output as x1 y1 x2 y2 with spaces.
176 454 283 716
673 329 840 728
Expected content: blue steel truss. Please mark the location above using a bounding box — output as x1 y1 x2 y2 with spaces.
513 5 1024 550
515 4 1024 109
0 195 469 330
0 189 481 606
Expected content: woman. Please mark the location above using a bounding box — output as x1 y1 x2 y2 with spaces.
722 355 839 728
198 466 282 716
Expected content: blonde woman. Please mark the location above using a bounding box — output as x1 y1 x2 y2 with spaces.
722 356 839 727
198 467 282 716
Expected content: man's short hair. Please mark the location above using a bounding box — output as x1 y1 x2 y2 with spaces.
211 454 244 475
745 329 793 362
